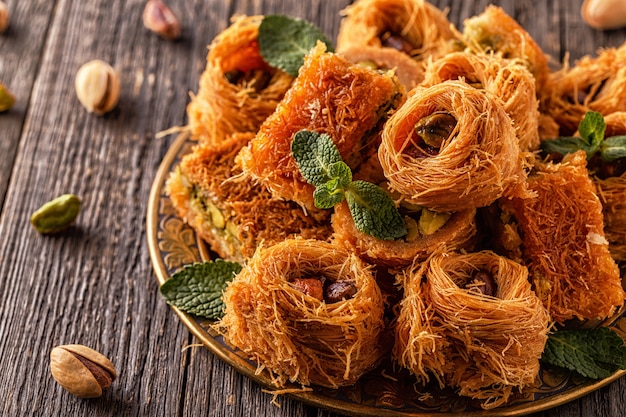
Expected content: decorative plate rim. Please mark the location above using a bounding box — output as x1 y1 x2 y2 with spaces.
146 131 626 417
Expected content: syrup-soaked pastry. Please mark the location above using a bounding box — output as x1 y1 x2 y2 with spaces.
166 133 331 263
379 80 527 212
217 239 386 388
393 251 550 409
187 15 294 145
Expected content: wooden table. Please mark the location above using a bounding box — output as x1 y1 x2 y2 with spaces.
1 0 624 416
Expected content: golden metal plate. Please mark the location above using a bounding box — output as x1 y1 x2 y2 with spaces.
147 132 626 417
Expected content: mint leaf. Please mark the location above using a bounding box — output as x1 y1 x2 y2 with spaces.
540 136 592 158
291 130 344 186
601 135 626 162
540 111 607 160
314 184 345 209
159 260 242 320
291 129 406 240
578 110 606 153
346 180 407 240
258 15 334 77
541 327 626 379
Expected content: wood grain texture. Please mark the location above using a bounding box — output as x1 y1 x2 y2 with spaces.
0 0 624 416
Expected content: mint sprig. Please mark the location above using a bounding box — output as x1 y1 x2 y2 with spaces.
541 327 626 379
540 111 626 162
601 135 626 161
159 260 242 320
258 15 334 77
291 130 407 240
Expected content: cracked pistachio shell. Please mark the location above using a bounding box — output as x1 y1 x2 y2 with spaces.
50 344 117 398
0 81 15 112
75 60 120 115
0 2 9 34
30 194 81 234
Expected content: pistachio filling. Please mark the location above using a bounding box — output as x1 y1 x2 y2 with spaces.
382 184 452 242
224 68 272 92
188 183 241 252
380 31 416 55
291 275 358 303
403 207 452 242
465 269 498 297
404 111 457 158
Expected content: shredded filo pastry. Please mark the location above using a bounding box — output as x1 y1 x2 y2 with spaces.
422 51 541 151
460 5 551 99
215 239 386 388
186 15 294 146
393 251 550 409
237 42 404 215
335 0 456 89
379 80 528 212
332 199 477 268
594 112 626 261
165 133 331 263
545 42 626 135
501 151 625 323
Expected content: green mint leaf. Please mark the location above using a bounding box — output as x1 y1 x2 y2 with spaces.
159 260 242 320
314 184 345 209
540 136 595 159
578 111 606 153
601 135 626 162
541 327 626 379
258 15 334 77
328 161 353 189
345 180 407 240
291 130 345 187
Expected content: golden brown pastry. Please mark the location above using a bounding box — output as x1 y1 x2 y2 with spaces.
186 15 294 145
217 239 386 388
502 151 625 323
379 80 526 212
591 112 626 261
393 251 550 409
461 5 550 97
332 198 476 268
335 0 456 90
166 133 331 263
422 51 540 151
237 42 404 214
547 41 626 135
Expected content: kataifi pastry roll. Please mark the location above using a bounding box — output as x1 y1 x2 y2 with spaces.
379 80 526 212
461 5 550 98
186 15 294 145
165 133 331 263
422 51 541 151
336 0 456 89
237 42 404 214
546 42 626 135
332 197 476 268
217 239 386 388
393 251 550 409
502 151 625 323
592 112 626 261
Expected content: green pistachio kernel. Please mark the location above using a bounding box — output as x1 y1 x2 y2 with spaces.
418 209 451 236
30 194 82 234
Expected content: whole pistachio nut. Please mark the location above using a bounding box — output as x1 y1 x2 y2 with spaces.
0 1 9 33
50 344 117 398
0 81 15 112
143 0 181 40
75 60 120 115
30 194 81 234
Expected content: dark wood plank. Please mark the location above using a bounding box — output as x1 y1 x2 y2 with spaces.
0 0 198 415
0 0 57 207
